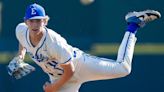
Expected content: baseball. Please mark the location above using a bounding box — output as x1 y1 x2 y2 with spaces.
80 0 95 5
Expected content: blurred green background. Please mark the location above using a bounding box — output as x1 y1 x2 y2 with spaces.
0 0 164 92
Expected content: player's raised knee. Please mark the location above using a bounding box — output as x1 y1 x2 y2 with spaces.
117 61 132 77
121 63 132 77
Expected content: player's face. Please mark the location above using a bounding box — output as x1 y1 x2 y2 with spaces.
25 19 45 33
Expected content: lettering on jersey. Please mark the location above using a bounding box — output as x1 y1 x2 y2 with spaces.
27 52 48 62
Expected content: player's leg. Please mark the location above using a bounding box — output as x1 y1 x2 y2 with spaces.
77 10 161 82
117 10 161 64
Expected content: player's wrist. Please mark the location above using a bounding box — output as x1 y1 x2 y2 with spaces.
17 55 24 60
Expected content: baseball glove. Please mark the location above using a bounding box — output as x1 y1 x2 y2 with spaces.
7 56 35 79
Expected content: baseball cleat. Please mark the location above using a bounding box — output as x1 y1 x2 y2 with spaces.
125 10 161 27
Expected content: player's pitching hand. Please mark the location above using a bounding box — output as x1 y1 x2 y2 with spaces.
43 82 58 92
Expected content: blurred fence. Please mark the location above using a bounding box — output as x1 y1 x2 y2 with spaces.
0 0 164 92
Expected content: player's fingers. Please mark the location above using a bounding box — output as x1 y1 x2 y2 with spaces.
43 81 50 89
43 85 46 90
43 83 48 90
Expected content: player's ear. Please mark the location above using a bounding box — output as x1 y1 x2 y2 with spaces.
43 19 47 26
43 16 50 26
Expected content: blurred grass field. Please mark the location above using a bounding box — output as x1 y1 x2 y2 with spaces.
90 43 164 55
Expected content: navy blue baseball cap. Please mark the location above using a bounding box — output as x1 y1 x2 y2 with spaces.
24 3 46 20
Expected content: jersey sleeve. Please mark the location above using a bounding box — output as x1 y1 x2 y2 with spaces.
48 31 73 64
15 23 28 46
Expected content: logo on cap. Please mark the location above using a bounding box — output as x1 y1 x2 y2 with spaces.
24 3 46 20
31 7 37 15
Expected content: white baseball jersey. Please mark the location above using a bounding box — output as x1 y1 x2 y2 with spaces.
16 23 137 92
15 23 82 79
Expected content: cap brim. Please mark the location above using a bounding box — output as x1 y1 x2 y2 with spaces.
29 16 47 20
24 16 47 20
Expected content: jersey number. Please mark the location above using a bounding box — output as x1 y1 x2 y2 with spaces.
47 61 64 76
